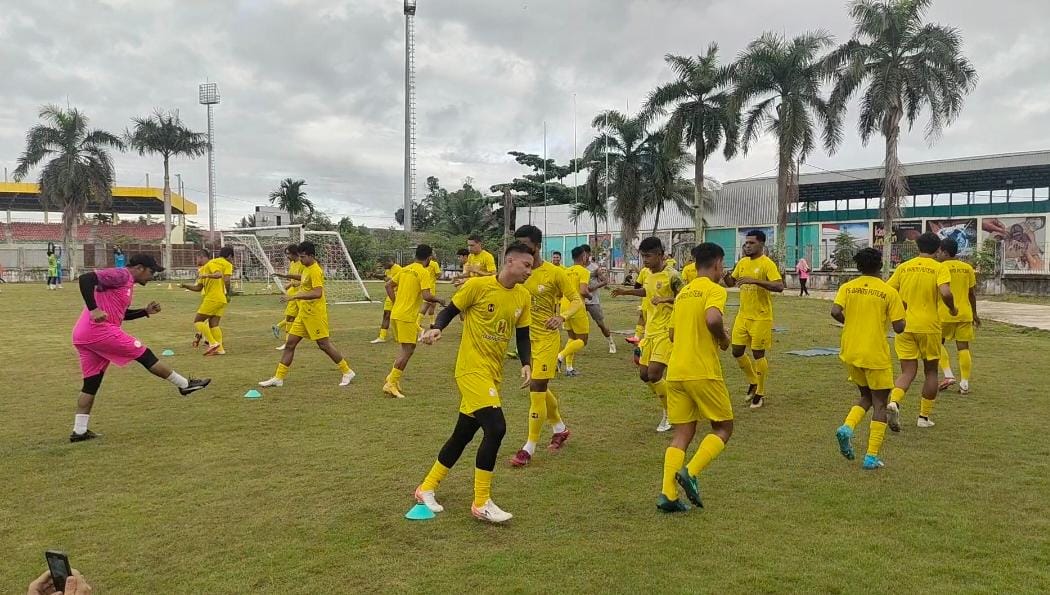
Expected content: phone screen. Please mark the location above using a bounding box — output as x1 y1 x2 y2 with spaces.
45 550 71 591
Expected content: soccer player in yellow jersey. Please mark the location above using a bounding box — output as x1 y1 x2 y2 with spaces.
681 258 698 283
180 249 211 348
832 248 907 470
383 244 446 398
272 244 304 350
723 230 784 409
935 238 980 394
627 266 650 344
462 235 497 281
886 232 956 430
657 243 733 513
508 225 583 467
551 251 563 267
612 237 683 432
370 256 402 343
557 245 593 375
183 246 234 356
414 242 534 524
258 241 355 388
417 257 443 330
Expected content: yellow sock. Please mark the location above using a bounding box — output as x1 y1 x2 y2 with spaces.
378 327 388 340
959 349 972 381
427 314 436 327
867 421 887 457
559 338 585 369
195 321 216 346
919 397 936 418
338 359 351 374
735 355 758 385
386 367 403 386
634 324 644 338
939 344 953 373
211 326 224 347
650 379 668 410
844 405 866 429
545 390 561 424
473 468 493 507
890 387 906 405
420 461 449 492
527 391 547 444
686 434 726 477
275 363 289 379
662 447 686 499
754 357 769 396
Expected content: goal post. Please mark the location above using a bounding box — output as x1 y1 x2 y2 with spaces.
219 225 372 303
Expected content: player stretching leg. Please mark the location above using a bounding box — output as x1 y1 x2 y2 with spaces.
831 249 907 470
413 242 534 523
70 255 210 442
258 241 355 388
658 243 733 512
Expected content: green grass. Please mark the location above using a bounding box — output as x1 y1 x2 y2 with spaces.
2 281 1049 593
980 293 1050 306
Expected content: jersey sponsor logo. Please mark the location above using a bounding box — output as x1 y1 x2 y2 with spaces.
496 320 507 334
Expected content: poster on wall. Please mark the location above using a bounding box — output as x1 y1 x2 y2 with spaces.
872 220 923 265
589 233 612 263
611 236 626 269
926 219 978 256
982 216 1046 272
670 230 696 264
737 226 775 259
821 222 870 248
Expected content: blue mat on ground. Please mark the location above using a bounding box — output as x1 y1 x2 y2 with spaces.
786 347 840 357
773 327 787 333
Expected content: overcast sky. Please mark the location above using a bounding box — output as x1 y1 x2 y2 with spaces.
1 0 1048 229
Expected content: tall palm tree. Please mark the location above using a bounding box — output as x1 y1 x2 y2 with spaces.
126 110 209 269
830 0 977 265
269 178 314 222
569 186 608 242
583 110 648 257
639 129 696 236
14 105 124 278
733 31 842 262
642 44 738 239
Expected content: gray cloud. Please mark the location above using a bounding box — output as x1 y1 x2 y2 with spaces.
1 0 1048 229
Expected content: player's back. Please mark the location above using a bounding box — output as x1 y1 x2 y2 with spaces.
682 262 697 283
939 259 976 322
391 262 427 321
667 277 726 381
888 256 948 333
835 276 904 369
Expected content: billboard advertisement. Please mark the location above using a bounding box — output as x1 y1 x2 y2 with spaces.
872 220 923 265
927 218 978 256
982 216 1046 272
821 222 870 248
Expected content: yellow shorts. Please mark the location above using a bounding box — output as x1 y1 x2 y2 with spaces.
640 333 671 366
383 297 394 312
844 364 894 390
197 299 227 318
392 319 419 344
563 312 589 335
457 372 501 415
289 313 329 341
942 322 974 342
283 299 300 319
895 331 941 361
731 317 772 351
531 332 561 379
667 379 733 424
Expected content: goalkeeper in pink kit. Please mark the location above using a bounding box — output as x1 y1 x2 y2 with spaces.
70 254 211 443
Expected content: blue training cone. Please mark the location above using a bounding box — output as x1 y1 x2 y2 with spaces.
244 389 262 399
405 503 435 521
161 349 175 356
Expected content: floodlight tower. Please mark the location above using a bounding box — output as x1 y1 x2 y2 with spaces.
199 82 220 239
403 0 417 232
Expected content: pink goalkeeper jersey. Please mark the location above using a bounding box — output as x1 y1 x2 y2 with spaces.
72 267 136 345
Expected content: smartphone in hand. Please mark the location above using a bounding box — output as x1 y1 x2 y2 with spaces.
45 550 72 591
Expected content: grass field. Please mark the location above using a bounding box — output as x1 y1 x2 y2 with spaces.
2 280 1049 593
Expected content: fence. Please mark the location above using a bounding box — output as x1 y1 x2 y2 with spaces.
0 244 213 282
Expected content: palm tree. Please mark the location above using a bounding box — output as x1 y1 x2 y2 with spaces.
583 110 648 257
642 44 738 239
732 31 842 262
639 129 696 236
126 110 209 269
830 0 977 266
570 186 608 242
269 178 314 223
14 105 124 278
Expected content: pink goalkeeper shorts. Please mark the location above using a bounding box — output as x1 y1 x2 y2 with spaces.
75 331 148 378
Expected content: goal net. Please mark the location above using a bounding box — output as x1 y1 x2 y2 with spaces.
220 225 372 304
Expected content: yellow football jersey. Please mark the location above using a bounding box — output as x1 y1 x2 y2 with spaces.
681 262 697 283
452 276 531 381
667 277 727 381
285 260 304 296
560 264 592 312
465 250 497 276
384 263 403 283
427 260 441 288
731 255 782 321
887 256 952 333
523 261 579 337
643 266 682 337
834 276 906 369
637 267 652 314
297 261 327 317
202 257 233 303
391 262 430 322
938 260 976 323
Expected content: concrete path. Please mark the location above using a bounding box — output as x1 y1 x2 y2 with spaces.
803 290 1050 331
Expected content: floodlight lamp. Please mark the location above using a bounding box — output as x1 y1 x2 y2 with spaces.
404 0 416 15
199 83 220 105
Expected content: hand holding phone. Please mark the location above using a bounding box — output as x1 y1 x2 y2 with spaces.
45 551 72 591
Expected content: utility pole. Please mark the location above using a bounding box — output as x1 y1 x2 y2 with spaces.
403 0 418 233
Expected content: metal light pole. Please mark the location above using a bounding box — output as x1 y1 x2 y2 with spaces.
199 83 220 243
403 0 418 233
